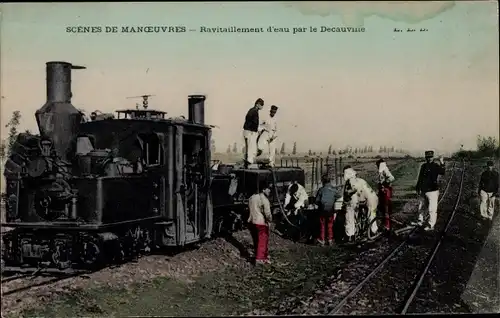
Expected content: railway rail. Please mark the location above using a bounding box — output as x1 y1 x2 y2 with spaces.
1 268 93 297
325 160 465 315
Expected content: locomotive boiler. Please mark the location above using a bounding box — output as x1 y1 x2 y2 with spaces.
1 61 306 272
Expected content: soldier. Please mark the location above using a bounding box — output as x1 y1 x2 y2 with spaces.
242 98 264 168
257 105 279 167
247 183 273 265
284 182 309 215
478 160 498 220
413 150 445 231
376 159 395 230
315 174 342 246
343 166 379 243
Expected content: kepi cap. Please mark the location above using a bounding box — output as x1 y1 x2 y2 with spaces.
271 105 278 110
255 98 264 106
321 174 330 183
425 150 434 158
487 160 494 166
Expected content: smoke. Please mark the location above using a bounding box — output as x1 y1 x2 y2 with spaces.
283 1 457 27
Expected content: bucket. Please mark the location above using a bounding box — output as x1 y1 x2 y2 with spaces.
77 149 110 176
334 197 344 211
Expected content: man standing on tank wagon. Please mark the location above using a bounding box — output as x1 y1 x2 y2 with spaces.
243 98 264 168
478 160 499 221
247 182 273 265
413 150 446 231
257 105 279 167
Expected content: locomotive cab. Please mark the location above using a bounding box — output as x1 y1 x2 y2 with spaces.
74 95 213 247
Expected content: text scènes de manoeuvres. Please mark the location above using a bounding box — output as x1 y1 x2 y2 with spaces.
65 25 366 34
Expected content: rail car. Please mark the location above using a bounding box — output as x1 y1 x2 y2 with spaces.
0 61 305 272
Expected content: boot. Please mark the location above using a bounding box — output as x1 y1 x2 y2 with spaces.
344 235 355 244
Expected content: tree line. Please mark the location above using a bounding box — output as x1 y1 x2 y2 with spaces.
223 141 408 156
0 111 408 160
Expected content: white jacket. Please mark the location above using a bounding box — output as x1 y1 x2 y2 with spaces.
378 162 395 185
284 183 309 209
257 115 278 151
344 168 378 207
248 193 272 225
261 115 278 140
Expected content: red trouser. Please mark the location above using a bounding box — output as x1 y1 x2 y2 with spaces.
319 213 335 241
378 186 393 228
249 224 270 261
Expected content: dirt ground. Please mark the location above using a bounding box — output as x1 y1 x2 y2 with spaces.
3 158 481 317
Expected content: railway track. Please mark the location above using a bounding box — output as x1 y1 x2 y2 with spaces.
1 269 92 297
271 160 461 316
325 160 466 315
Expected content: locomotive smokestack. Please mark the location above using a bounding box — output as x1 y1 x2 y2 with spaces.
35 61 86 161
188 95 206 125
46 62 85 102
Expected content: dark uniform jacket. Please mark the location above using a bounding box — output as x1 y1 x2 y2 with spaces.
479 169 499 194
315 183 340 213
416 162 446 193
243 107 259 132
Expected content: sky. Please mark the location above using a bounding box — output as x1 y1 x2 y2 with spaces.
0 1 498 154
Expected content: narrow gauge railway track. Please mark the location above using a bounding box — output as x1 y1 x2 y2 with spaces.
326 160 466 315
1 269 92 297
272 161 459 316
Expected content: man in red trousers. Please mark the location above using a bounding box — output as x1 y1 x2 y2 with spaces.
376 159 395 231
315 174 341 246
247 183 273 265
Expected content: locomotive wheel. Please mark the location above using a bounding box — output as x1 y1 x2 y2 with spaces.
80 237 105 269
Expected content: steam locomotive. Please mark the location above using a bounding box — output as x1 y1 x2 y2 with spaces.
1 61 305 272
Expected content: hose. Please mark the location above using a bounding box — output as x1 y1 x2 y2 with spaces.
269 167 300 229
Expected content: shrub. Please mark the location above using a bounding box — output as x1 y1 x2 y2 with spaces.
451 135 499 159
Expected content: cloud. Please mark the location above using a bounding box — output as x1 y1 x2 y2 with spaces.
283 1 457 27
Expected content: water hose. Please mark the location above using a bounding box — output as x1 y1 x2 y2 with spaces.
270 167 300 229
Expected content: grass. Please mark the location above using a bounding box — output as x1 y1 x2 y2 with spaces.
20 159 422 317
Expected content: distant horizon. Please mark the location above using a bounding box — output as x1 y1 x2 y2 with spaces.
0 107 490 157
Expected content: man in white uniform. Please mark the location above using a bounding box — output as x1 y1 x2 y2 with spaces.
343 166 379 243
284 182 309 216
257 105 279 167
